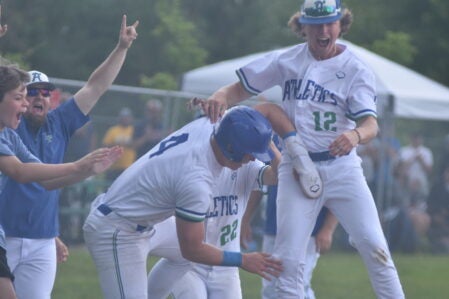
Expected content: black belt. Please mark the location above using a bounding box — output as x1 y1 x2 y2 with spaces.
97 204 147 232
308 151 336 162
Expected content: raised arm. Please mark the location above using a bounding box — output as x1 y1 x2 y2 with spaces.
0 5 7 37
74 15 139 114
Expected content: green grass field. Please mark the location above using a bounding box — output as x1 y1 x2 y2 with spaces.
53 246 449 299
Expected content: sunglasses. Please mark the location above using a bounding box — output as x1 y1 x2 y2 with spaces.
27 88 52 97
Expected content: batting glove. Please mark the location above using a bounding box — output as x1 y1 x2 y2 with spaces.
283 133 323 199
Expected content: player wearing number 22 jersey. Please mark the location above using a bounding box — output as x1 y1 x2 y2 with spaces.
150 152 270 299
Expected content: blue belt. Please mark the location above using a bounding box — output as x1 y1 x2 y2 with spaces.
308 151 336 162
97 204 147 232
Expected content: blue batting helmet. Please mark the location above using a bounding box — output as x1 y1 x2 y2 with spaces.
213 106 274 163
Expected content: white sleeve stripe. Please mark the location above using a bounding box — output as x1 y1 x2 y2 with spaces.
346 109 377 121
175 207 206 222
236 69 260 95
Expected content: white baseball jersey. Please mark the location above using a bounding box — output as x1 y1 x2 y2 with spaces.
237 43 377 152
203 159 264 252
83 117 228 299
170 159 266 299
89 116 223 229
236 43 405 299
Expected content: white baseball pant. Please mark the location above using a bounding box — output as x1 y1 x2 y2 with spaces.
6 237 57 299
170 266 241 299
273 153 404 299
262 234 319 299
84 209 191 299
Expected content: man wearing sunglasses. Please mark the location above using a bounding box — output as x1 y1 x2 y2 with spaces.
0 15 138 299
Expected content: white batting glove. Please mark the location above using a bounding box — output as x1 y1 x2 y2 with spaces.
284 133 323 199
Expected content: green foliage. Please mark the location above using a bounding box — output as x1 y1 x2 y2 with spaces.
1 0 448 87
140 72 178 90
150 0 207 75
371 31 417 66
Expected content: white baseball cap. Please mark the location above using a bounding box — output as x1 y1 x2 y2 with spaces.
27 70 56 90
299 0 342 25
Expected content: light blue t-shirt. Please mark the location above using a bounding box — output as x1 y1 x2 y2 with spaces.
0 128 40 249
0 98 89 238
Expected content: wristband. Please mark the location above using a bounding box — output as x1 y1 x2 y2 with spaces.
282 131 297 140
353 128 362 144
221 251 243 267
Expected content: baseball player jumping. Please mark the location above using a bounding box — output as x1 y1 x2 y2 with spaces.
197 0 405 298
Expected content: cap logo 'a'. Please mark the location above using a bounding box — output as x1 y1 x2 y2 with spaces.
31 72 44 83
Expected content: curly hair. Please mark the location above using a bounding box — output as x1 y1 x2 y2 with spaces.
287 8 353 39
0 65 29 102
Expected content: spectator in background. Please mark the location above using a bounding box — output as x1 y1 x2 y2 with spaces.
102 107 136 182
427 165 449 253
132 99 167 159
386 132 433 252
397 132 434 208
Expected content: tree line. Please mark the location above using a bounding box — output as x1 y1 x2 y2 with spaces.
1 0 448 89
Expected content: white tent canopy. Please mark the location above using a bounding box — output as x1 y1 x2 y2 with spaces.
181 39 449 121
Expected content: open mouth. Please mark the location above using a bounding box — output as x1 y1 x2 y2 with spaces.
317 37 330 47
31 103 44 114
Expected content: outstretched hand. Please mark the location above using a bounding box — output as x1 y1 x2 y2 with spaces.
92 146 123 174
76 146 123 175
0 5 8 37
118 14 139 49
241 252 283 281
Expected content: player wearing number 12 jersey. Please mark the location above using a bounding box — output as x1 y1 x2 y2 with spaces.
83 106 283 299
198 1 405 298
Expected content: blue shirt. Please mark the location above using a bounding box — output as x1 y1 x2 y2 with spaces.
0 99 89 238
264 185 328 237
0 128 40 248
